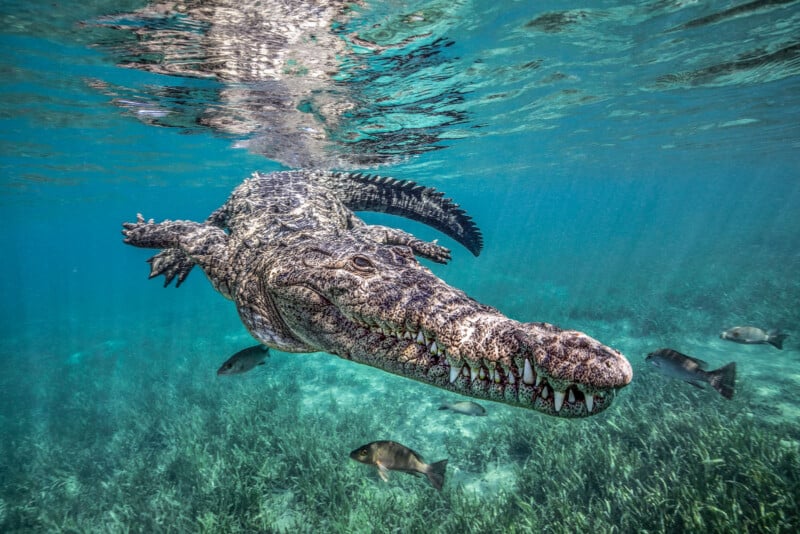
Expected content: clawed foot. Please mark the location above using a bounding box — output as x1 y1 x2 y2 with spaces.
122 213 155 246
122 213 196 286
147 249 195 287
411 240 452 264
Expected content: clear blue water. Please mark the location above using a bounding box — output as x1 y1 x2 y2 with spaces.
2 1 799 531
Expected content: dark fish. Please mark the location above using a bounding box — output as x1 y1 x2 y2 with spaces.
438 400 487 416
646 348 736 400
720 326 788 350
217 345 269 375
349 440 448 490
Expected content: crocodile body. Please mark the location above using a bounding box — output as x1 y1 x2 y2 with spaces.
123 170 632 417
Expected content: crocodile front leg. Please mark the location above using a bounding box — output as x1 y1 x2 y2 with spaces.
123 214 233 297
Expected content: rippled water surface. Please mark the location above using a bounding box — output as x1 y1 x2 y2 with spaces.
2 1 799 532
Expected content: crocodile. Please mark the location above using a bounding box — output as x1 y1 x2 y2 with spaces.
122 170 632 417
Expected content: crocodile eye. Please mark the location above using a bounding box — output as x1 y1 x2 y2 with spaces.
351 255 375 272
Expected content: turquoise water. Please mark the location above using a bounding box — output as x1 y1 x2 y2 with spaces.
2 0 799 532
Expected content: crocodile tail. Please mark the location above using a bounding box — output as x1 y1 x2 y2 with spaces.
326 172 483 256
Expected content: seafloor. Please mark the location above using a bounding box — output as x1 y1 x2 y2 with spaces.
1 269 797 533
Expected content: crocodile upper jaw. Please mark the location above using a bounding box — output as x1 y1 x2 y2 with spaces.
268 275 631 418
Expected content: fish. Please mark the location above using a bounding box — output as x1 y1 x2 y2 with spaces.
349 440 448 490
438 400 487 416
645 348 736 400
216 345 269 375
720 326 788 350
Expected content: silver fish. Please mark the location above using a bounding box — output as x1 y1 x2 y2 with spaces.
438 400 487 416
720 326 788 350
349 440 448 490
217 345 269 375
646 348 736 400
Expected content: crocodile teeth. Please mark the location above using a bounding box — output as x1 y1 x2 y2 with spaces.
554 390 565 412
479 367 486 380
470 366 478 383
449 366 459 384
416 331 425 344
541 385 548 399
429 341 438 354
568 389 576 404
523 358 534 385
585 395 594 413
535 375 542 387
508 371 515 385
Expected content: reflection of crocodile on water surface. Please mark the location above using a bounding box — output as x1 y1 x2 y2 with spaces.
93 0 469 169
123 170 632 418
